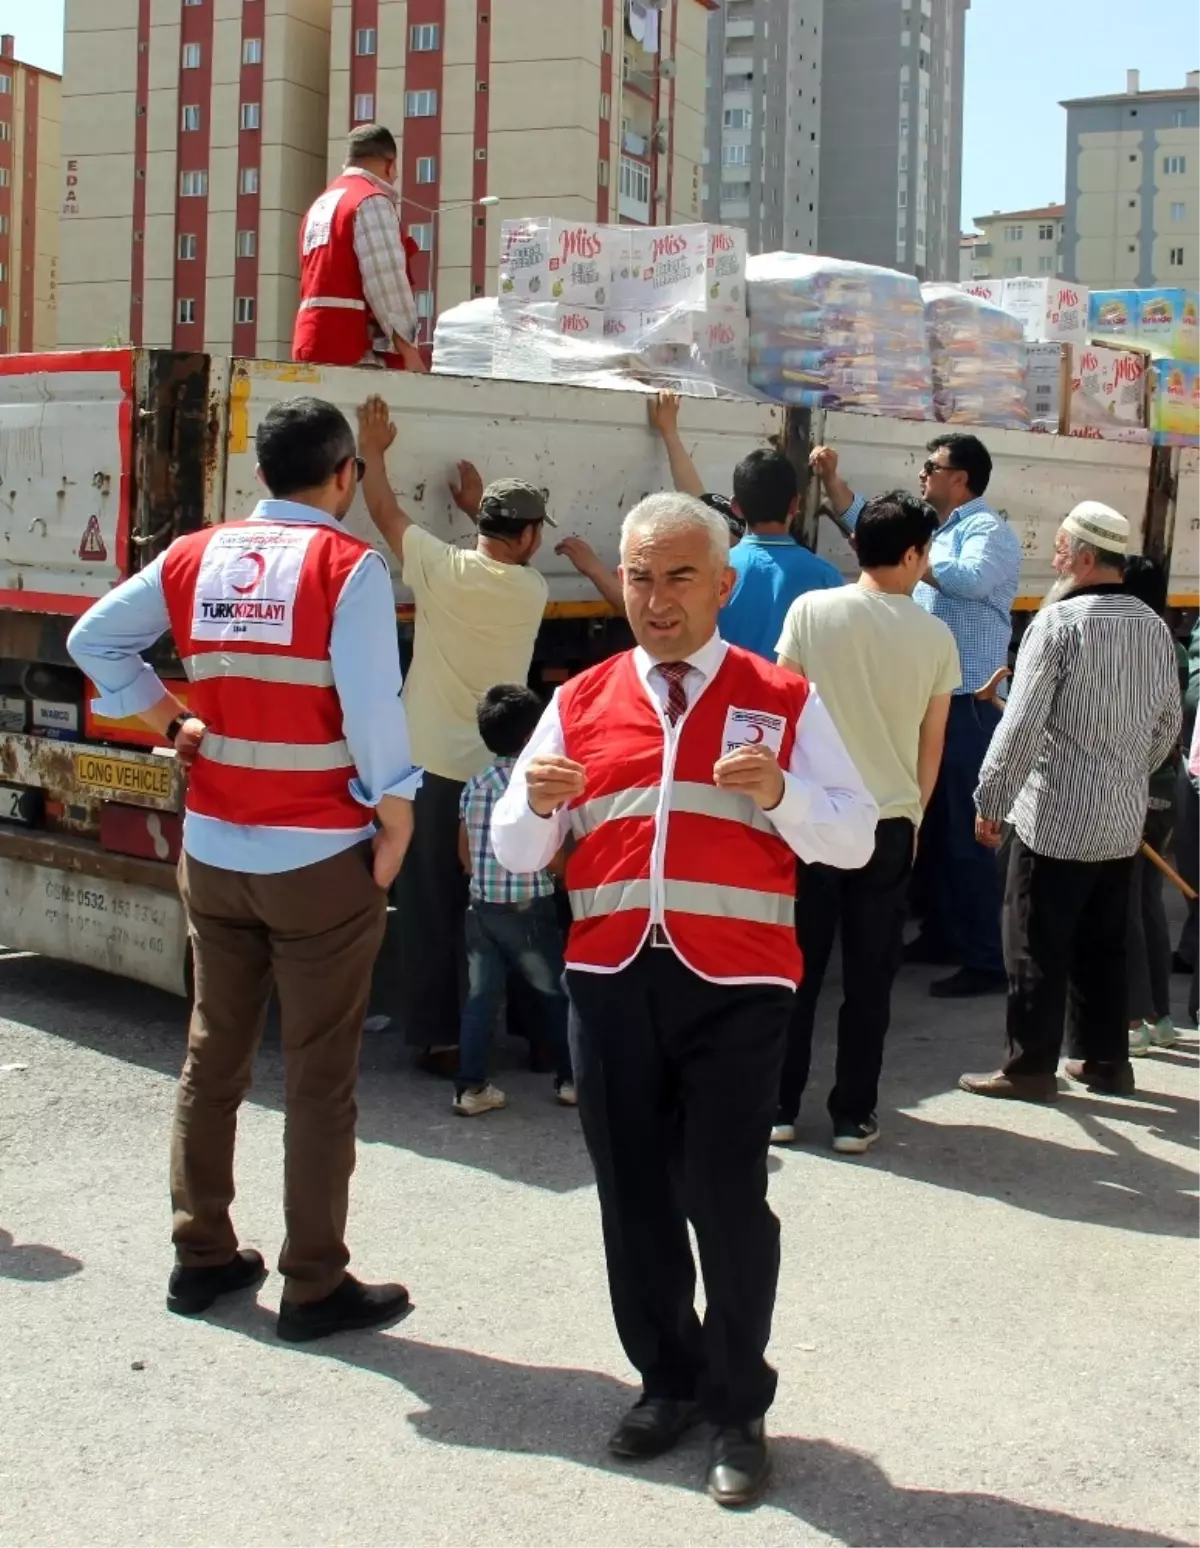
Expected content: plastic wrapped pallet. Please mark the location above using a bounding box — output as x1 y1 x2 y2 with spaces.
922 283 1029 430
746 253 934 419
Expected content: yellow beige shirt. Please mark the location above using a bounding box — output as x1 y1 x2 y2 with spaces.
402 524 547 782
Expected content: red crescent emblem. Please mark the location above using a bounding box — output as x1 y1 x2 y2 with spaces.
744 724 765 744
230 551 266 595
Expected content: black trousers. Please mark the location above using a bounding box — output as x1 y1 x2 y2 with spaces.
1002 834 1133 1076
778 817 915 1126
394 772 468 1049
567 948 793 1425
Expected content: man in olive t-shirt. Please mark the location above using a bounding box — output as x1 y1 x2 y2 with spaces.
773 490 961 1154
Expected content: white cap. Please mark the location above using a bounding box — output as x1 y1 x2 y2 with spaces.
1061 501 1129 556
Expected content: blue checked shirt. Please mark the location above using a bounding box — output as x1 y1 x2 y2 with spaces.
461 757 556 904
844 493 1022 694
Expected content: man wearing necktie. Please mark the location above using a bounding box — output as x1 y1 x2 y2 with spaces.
492 492 877 1507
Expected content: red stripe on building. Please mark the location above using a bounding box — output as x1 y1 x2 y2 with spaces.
401 0 445 329
18 69 38 351
172 0 215 350
598 0 614 221
469 2 490 294
665 0 679 220
649 19 661 225
233 0 264 357
129 0 151 346
349 0 380 130
0 53 13 353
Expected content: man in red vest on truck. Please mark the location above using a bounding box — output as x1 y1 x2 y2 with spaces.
293 124 427 373
492 492 877 1508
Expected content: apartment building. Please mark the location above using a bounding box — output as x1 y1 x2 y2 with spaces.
57 0 332 359
327 0 712 330
703 0 968 281
1062 69 1199 290
0 35 60 355
965 204 1065 281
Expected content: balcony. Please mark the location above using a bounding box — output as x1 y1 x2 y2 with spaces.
623 55 655 98
619 154 651 224
621 128 649 158
726 15 754 37
972 242 992 258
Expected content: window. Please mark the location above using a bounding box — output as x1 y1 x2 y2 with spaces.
620 155 650 204
408 222 433 251
240 103 260 130
236 229 257 258
1036 255 1054 273
235 296 255 324
416 290 434 318
722 144 748 166
177 298 196 325
181 104 201 131
599 92 611 120
899 151 907 171
239 167 259 194
1172 201 1187 222
1164 155 1187 174
182 43 201 69
1170 247 1186 267
598 159 610 186
898 188 907 206
416 156 437 184
242 38 262 65
405 90 438 118
180 170 208 196
1004 256 1022 275
0 168 8 188
0 215 7 235
178 233 198 260
0 122 8 140
899 119 909 137
0 74 10 95
724 107 751 128
1038 222 1055 240
183 0 202 6
409 23 440 51
1004 224 1024 241
602 24 613 52
353 93 375 122
1172 109 1188 127
355 27 377 56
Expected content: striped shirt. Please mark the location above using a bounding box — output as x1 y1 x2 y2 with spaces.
461 757 556 904
975 584 1182 862
345 168 419 359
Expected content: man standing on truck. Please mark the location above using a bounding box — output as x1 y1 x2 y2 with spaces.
810 435 1021 1000
67 397 422 1341
356 396 551 1074
293 124 427 374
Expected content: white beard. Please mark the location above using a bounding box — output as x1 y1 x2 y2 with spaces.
1042 573 1077 608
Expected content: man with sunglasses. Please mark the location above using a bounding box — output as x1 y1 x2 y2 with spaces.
67 396 422 1339
810 433 1021 998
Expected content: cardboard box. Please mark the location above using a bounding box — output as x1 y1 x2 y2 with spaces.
619 224 710 313
1001 278 1090 344
1024 342 1149 438
1090 288 1199 364
0 695 26 733
959 280 1005 308
498 219 616 309
705 225 748 311
1149 359 1200 445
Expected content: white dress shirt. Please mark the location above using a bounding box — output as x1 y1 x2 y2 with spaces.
492 635 878 979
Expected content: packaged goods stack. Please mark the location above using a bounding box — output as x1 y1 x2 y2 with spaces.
1089 288 1199 447
922 284 1028 430
745 254 934 419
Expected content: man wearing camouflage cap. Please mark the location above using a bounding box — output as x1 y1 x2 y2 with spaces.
357 396 553 1068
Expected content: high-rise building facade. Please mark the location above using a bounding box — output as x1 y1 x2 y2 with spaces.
327 0 711 330
0 35 61 355
965 205 1065 281
703 0 969 282
58 0 333 358
1062 70 1199 290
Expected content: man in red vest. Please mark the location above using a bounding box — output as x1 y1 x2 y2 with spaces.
67 397 422 1341
492 493 877 1508
293 123 427 372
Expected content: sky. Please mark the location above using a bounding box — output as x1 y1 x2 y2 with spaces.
6 0 1199 232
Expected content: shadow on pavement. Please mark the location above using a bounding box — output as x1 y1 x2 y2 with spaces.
214 1306 1188 1547
0 1227 83 1282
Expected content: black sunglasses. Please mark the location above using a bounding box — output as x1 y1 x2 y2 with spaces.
921 457 954 476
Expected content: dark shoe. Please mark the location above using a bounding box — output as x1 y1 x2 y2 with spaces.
277 1272 410 1343
607 1397 700 1460
930 967 1008 999
832 1115 880 1155
958 1070 1059 1103
708 1419 771 1507
167 1248 267 1316
1064 1059 1136 1096
1172 951 1195 976
414 1046 459 1079
903 935 957 966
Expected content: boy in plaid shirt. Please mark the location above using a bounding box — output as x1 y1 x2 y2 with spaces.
455 684 575 1116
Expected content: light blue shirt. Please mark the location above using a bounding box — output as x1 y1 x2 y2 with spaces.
719 532 844 660
844 493 1022 694
67 499 423 874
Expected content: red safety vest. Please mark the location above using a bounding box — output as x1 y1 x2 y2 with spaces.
161 519 376 832
292 172 411 369
559 647 809 987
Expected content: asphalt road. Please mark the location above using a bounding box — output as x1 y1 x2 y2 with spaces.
1 941 1197 1548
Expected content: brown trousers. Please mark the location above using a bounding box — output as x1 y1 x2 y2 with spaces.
172 843 386 1303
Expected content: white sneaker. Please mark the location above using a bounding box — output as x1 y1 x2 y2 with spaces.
1128 1022 1152 1057
362 1014 392 1034
453 1083 507 1117
1148 1017 1178 1048
770 1123 796 1145
555 1081 578 1107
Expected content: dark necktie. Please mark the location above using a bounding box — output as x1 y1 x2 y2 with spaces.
656 661 692 726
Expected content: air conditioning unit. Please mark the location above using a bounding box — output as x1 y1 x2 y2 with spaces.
655 131 668 153
654 118 669 135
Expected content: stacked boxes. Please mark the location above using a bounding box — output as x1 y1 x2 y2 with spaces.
1025 342 1150 441
1089 288 1199 363
1149 360 1200 446
992 278 1090 345
923 284 1028 430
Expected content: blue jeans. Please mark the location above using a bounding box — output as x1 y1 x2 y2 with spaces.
458 896 572 1091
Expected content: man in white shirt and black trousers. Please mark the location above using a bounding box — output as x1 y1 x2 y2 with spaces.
962 502 1182 1102
493 493 877 1508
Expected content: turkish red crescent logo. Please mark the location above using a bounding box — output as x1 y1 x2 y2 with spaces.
744 724 765 744
230 551 266 594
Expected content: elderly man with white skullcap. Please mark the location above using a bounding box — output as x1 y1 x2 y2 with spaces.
960 502 1182 1102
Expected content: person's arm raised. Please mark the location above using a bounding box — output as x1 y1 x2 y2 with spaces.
357 396 414 561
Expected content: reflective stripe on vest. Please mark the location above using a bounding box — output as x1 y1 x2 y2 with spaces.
181 651 336 688
200 733 353 772
298 295 368 312
569 780 775 839
569 877 794 928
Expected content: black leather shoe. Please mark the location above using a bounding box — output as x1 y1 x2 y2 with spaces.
930 967 1008 999
708 1419 771 1507
167 1248 267 1316
607 1397 700 1460
277 1273 410 1343
1064 1058 1136 1096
